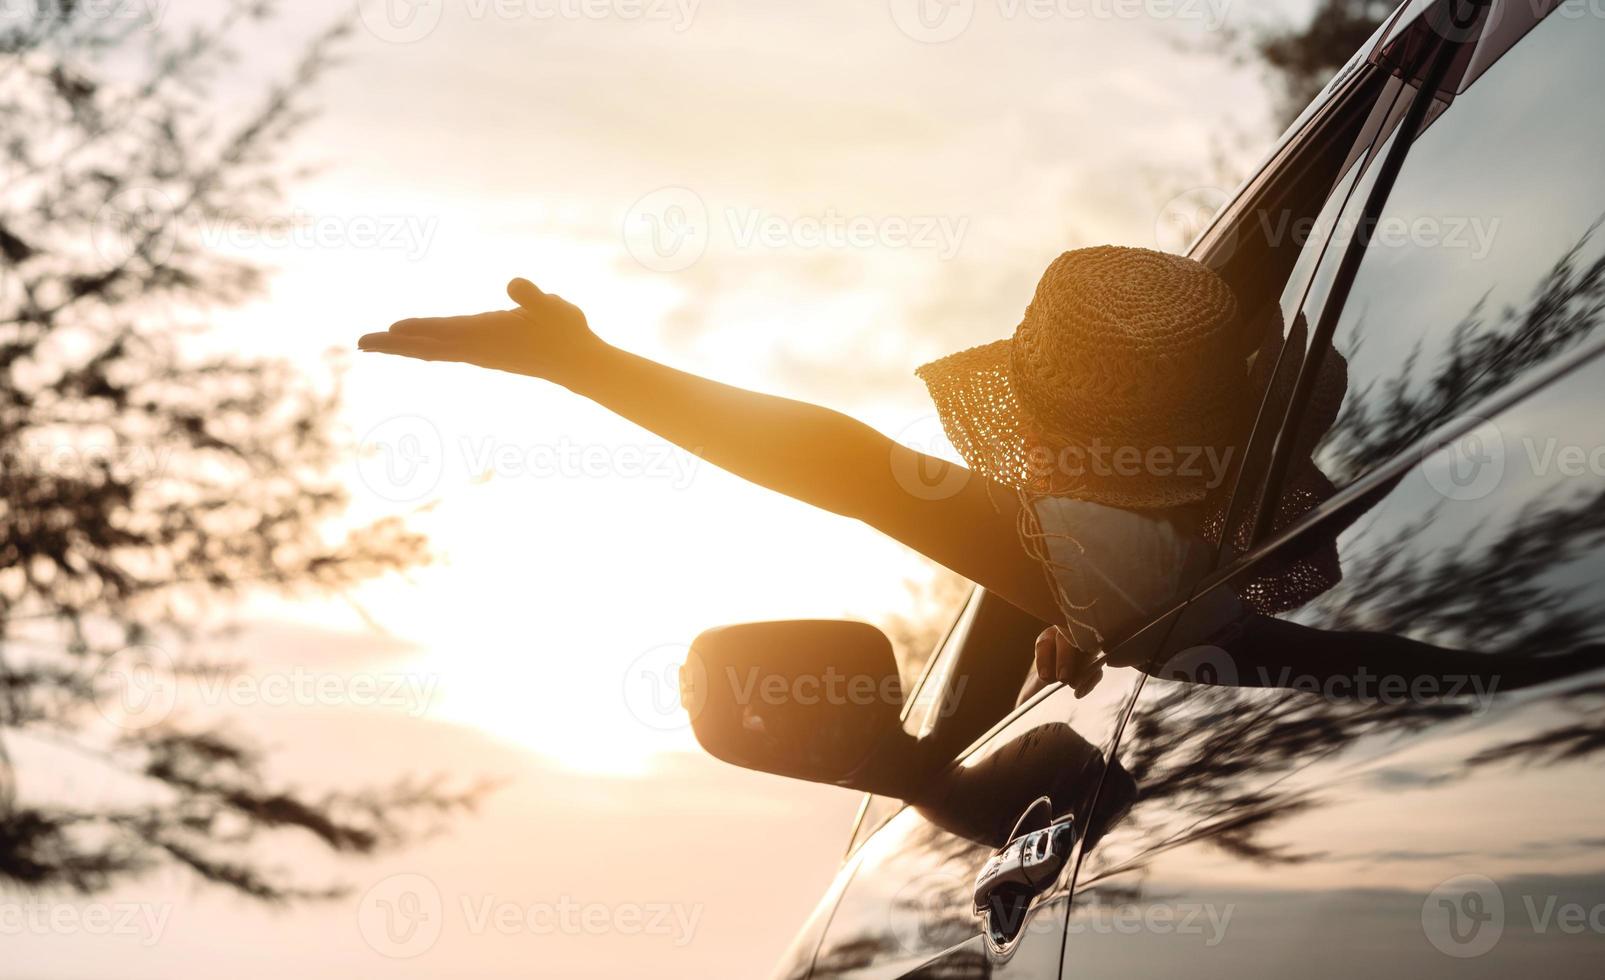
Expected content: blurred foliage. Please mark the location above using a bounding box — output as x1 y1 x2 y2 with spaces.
0 1 482 901
1222 0 1396 129
879 568 973 693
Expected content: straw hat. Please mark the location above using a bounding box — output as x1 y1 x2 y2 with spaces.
916 246 1257 509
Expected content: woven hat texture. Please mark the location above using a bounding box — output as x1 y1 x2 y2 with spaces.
916 246 1255 509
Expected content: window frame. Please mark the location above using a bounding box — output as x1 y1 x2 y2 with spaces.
1202 66 1413 572
841 587 986 858
1237 0 1602 565
1232 0 1474 552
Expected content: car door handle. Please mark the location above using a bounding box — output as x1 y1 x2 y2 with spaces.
972 817 1076 913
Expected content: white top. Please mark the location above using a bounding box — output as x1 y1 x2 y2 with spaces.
1029 496 1216 653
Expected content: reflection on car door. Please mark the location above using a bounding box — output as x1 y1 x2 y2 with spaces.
1067 347 1605 979
1063 6 1605 975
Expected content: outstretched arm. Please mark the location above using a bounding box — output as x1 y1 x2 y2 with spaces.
358 278 1059 623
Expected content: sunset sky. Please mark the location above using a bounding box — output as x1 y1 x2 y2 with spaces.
14 0 1293 975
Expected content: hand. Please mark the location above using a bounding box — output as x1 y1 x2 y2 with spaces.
1034 625 1104 698
357 278 603 386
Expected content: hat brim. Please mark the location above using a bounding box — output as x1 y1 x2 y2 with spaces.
915 339 1245 510
914 338 1035 483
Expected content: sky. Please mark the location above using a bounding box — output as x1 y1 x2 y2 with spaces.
10 0 1293 975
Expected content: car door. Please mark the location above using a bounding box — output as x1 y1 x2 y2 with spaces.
792 587 1158 980
772 9 1411 975
1063 1 1605 975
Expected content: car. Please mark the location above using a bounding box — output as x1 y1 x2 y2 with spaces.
686 0 1605 975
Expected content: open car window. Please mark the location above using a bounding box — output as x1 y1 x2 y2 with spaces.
1190 57 1403 568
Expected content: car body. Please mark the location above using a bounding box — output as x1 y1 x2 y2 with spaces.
705 0 1605 975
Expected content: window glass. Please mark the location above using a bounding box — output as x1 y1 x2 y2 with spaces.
1200 72 1405 561
900 589 979 739
1293 7 1605 492
1207 72 1388 327
845 793 901 859
1073 342 1605 980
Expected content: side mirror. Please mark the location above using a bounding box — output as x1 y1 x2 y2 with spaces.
685 620 920 796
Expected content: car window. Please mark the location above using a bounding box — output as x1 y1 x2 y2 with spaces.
900 588 980 740
1192 64 1404 562
844 792 902 860
841 588 1043 860
1282 6 1605 496
901 589 1048 753
840 589 983 859
1073 335 1605 980
1199 66 1388 322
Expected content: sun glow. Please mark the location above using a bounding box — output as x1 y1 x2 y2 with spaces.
348 427 942 777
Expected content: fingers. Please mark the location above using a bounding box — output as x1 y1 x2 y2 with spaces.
506 277 545 308
356 332 403 351
356 333 458 362
1033 625 1106 698
1054 629 1076 685
508 277 583 323
1035 627 1057 683
1057 627 1105 697
359 311 504 361
359 277 569 368
387 316 459 337
1071 658 1105 699
387 312 496 337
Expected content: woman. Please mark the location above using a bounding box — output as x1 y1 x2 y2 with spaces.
358 246 1260 695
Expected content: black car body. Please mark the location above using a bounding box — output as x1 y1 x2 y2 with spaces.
696 1 1605 975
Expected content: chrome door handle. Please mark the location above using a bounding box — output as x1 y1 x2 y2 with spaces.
971 817 1076 914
